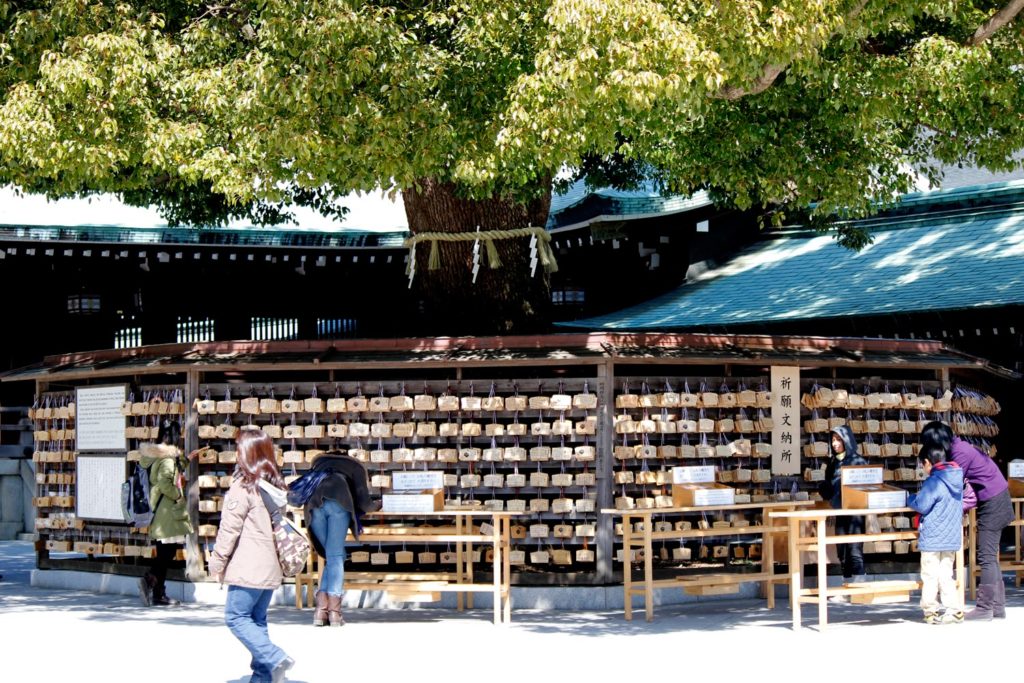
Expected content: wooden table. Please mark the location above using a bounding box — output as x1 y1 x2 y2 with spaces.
770 507 964 631
966 496 1024 599
604 501 813 622
296 509 519 625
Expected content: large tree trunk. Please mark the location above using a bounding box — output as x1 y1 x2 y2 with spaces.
403 178 552 335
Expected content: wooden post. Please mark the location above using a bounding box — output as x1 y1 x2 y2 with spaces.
643 513 654 622
595 360 615 583
622 513 633 621
816 517 828 629
184 369 203 580
763 503 775 609
491 511 500 626
788 517 801 630
34 379 49 571
502 514 512 624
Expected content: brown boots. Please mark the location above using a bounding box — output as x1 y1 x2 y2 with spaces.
328 593 345 626
313 591 329 627
313 591 345 627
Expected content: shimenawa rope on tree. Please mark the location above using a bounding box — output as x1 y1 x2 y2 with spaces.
404 227 558 277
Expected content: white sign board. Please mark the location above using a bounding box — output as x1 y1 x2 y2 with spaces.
1009 460 1024 478
76 385 127 452
392 471 445 491
692 487 736 507
770 366 800 476
672 466 716 484
382 494 440 513
862 490 908 509
841 466 885 486
76 454 127 522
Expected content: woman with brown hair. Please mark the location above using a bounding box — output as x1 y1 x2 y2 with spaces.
208 430 295 683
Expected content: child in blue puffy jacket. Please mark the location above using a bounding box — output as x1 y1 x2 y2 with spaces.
908 442 964 625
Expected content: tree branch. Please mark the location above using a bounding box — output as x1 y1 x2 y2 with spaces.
713 0 869 101
967 0 1024 46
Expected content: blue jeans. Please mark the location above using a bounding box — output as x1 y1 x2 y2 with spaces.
309 498 350 596
224 585 287 683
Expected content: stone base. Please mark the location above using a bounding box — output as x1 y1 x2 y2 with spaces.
31 568 765 610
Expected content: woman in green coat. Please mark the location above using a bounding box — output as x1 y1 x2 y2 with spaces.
138 419 192 606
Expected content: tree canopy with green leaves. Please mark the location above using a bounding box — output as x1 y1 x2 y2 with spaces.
3 1 1024 330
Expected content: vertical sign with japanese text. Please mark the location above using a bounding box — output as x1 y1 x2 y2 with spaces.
771 366 801 476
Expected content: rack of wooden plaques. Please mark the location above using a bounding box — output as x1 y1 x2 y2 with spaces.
193 379 603 575
30 386 187 562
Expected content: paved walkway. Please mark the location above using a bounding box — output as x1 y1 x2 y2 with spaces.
1 541 1020 683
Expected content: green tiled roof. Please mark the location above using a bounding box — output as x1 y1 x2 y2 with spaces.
557 198 1024 330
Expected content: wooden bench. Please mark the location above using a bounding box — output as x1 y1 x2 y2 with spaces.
292 509 520 624
770 507 965 631
606 501 814 622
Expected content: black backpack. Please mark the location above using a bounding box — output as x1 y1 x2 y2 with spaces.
121 463 154 527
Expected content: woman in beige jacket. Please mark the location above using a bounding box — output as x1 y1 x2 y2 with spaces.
208 431 295 683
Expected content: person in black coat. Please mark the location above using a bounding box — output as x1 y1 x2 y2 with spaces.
818 425 868 600
302 451 378 626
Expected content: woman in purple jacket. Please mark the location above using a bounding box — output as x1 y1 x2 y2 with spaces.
920 421 1013 620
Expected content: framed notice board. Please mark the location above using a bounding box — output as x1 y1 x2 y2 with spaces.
76 385 128 452
76 454 128 522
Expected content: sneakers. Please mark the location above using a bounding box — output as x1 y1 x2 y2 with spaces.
923 610 963 625
942 610 964 625
271 656 295 683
